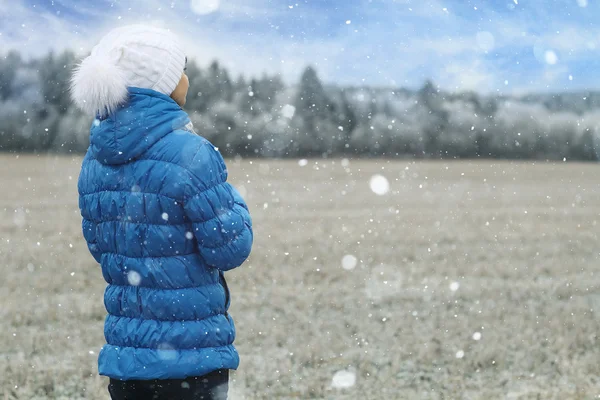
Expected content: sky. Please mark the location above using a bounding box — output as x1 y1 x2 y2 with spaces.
1 0 600 94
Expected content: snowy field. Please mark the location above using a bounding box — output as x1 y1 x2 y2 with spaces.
2 155 600 399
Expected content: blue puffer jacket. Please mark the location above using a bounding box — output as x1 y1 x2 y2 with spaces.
78 87 253 380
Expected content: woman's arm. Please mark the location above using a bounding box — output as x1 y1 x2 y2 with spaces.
183 141 253 271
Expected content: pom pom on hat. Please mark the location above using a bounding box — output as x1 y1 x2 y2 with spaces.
71 52 128 116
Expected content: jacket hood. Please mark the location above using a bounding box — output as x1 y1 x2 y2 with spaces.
90 87 190 165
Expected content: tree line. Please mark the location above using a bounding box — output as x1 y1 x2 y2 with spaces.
1 50 600 160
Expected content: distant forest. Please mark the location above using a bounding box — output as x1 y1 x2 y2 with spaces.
2 50 600 160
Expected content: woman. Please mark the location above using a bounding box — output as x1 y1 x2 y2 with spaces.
71 24 253 400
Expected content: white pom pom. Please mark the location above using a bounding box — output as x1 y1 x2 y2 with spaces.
70 53 128 116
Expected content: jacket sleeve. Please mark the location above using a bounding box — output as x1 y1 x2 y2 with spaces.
79 152 103 264
82 218 102 263
183 142 253 271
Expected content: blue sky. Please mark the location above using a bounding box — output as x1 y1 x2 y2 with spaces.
1 0 600 93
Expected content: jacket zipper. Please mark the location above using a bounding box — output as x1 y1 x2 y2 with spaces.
219 271 230 316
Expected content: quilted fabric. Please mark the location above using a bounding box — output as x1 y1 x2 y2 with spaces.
78 87 253 380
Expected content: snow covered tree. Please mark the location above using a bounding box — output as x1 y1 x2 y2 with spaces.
0 51 21 100
2 49 600 160
418 80 448 157
439 100 480 158
38 51 76 114
53 108 91 153
293 66 337 155
184 60 205 111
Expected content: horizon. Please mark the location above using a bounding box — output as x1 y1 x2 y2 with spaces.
1 0 599 95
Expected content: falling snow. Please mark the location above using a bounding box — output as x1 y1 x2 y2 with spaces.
331 370 356 389
127 271 142 286
341 254 358 270
5 4 600 399
369 174 390 195
156 343 178 360
281 104 296 119
189 0 220 15
544 50 558 65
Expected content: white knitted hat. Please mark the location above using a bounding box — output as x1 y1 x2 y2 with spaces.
71 24 186 116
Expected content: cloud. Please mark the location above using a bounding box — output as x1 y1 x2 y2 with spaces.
2 0 600 93
440 59 496 92
535 27 600 58
0 1 96 55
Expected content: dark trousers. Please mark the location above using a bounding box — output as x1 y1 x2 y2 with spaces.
108 369 229 400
